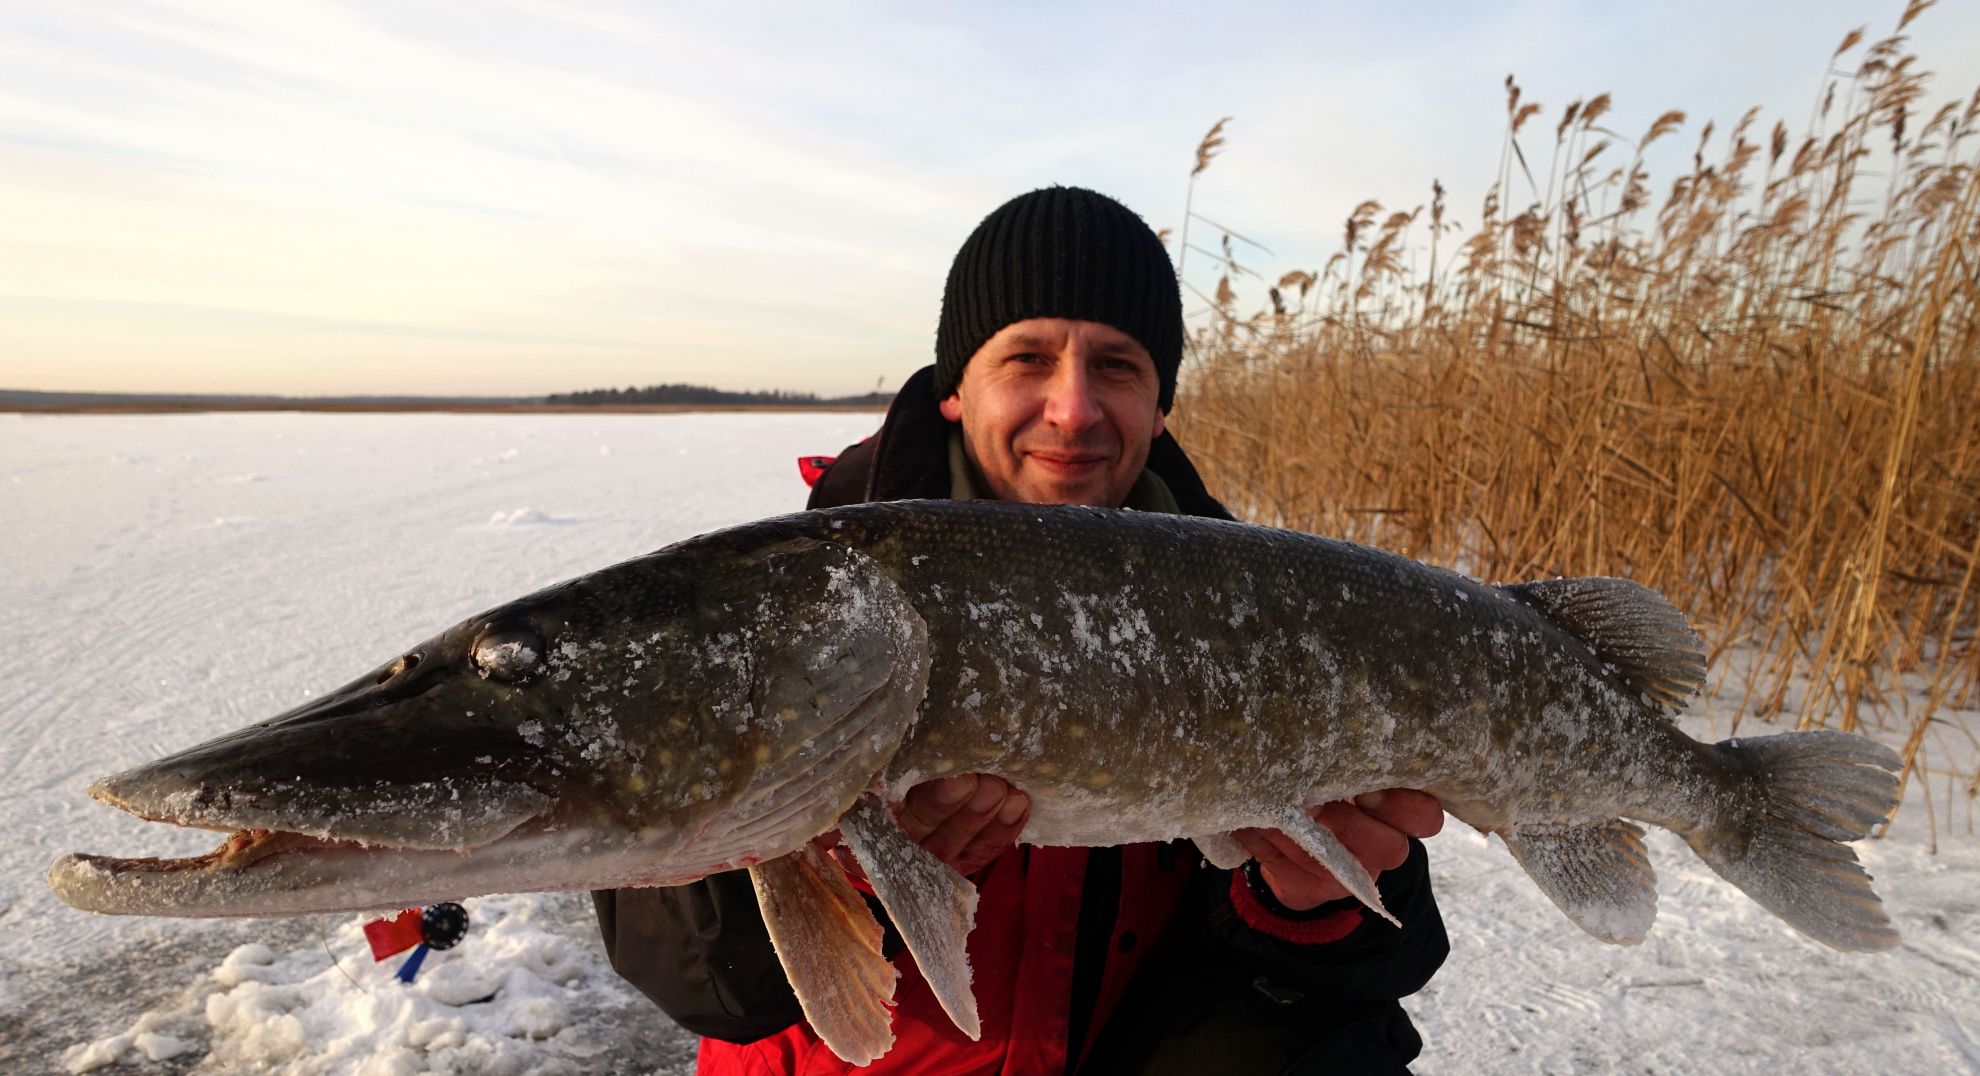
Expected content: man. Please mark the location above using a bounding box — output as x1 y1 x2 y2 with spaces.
595 186 1449 1074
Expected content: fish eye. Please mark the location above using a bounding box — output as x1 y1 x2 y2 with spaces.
472 627 545 683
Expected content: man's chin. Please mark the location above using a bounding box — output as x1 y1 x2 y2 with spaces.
1010 474 1122 508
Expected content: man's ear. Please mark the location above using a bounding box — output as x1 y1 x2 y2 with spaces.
1150 409 1166 439
939 394 964 422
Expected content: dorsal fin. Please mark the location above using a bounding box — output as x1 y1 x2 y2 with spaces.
1499 577 1706 712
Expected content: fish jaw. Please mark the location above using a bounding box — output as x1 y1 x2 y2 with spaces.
51 717 699 917
45 821 725 918
46 764 857 917
83 765 554 852
48 761 792 917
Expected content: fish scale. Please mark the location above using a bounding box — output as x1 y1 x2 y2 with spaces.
802 502 1709 847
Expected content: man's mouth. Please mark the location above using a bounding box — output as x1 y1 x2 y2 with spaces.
1026 452 1109 473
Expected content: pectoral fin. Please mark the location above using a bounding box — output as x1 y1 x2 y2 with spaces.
749 843 898 1065
1276 808 1400 926
839 794 981 1040
1503 819 1658 944
1193 831 1249 870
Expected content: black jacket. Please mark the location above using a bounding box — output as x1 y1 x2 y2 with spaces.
593 366 1448 1073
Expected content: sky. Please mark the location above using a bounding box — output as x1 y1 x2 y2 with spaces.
3 0 1977 398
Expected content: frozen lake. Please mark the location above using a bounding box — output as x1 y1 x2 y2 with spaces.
2 412 1974 1073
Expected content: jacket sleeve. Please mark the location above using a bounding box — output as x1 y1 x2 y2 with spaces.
1197 839 1448 1001
591 872 804 1042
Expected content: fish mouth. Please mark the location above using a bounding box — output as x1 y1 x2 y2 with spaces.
59 828 370 878
48 770 559 918
48 823 471 918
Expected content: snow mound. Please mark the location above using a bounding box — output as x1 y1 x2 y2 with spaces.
485 508 575 528
62 896 636 1074
62 1010 198 1072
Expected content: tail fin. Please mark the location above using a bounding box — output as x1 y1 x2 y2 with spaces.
1686 731 1902 952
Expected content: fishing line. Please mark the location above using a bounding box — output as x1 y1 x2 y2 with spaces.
318 922 369 994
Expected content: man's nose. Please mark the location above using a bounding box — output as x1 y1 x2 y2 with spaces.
1041 363 1103 431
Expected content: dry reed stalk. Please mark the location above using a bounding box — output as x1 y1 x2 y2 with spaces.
1171 4 1980 826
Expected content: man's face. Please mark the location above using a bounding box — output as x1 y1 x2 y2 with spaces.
938 317 1166 508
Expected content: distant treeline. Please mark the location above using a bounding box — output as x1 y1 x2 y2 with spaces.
546 383 890 407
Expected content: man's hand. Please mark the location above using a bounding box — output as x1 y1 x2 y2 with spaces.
1231 789 1444 911
819 774 1030 883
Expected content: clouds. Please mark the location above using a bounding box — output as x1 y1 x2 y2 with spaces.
3 1 1976 395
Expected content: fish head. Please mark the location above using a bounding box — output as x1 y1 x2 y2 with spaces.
50 532 930 917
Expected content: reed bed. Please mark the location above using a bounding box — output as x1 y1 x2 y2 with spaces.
1170 2 1980 835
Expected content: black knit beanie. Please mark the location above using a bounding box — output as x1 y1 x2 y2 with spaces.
934 186 1183 413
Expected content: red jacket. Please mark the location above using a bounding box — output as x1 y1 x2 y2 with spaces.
695 842 1365 1075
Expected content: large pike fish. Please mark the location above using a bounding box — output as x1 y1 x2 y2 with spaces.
50 501 1900 1063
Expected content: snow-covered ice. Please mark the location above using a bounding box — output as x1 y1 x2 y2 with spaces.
2 411 1975 1073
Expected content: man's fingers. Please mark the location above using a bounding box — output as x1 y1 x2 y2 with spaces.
1231 826 1350 909
1231 827 1335 887
949 791 1029 875
1353 788 1445 838
895 774 978 843
1227 795 1431 911
1228 827 1285 866
1233 802 1415 877
1312 801 1412 875
915 775 1019 867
